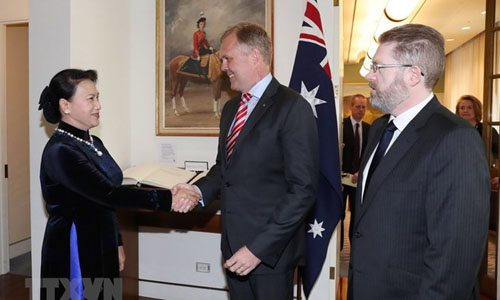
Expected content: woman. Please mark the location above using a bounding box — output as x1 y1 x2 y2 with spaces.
178 15 213 78
38 69 195 299
456 95 485 133
456 94 499 190
192 15 212 59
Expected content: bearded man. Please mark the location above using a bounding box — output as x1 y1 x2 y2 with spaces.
347 24 490 300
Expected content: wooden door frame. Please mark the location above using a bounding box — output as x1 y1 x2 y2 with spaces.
0 22 9 276
0 20 30 276
483 0 500 298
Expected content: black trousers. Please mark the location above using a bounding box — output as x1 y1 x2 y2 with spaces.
342 185 356 246
226 269 294 300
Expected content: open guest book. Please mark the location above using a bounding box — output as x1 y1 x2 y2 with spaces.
122 163 209 189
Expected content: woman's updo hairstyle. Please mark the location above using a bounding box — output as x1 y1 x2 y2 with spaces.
38 69 97 124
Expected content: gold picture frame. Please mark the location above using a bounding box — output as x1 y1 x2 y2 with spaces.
156 0 273 136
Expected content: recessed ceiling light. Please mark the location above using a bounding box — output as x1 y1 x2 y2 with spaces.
385 0 421 21
461 26 471 30
481 11 486 15
446 39 455 42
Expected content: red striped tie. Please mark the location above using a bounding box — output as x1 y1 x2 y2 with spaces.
226 93 252 160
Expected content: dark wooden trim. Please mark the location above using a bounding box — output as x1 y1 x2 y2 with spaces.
483 0 495 165
5 23 28 28
481 1 499 298
119 210 139 300
139 278 228 291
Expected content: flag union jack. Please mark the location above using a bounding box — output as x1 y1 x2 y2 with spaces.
289 0 343 297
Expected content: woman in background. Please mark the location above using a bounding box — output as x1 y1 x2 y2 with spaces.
38 69 196 299
456 94 499 190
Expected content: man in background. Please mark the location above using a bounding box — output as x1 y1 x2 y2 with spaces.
342 94 370 242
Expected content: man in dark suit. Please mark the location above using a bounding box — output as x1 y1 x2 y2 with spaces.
342 94 370 241
348 24 490 300
173 22 318 300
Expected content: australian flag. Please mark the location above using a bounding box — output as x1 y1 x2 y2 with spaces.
288 0 343 297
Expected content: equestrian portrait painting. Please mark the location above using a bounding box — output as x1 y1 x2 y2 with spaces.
156 0 272 135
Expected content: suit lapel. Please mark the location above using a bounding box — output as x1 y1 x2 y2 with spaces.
227 78 278 163
361 122 370 153
359 124 419 215
357 115 389 180
344 118 354 144
356 97 441 223
352 115 385 225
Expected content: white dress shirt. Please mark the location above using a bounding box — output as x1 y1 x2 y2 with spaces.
227 73 272 133
199 73 273 206
361 93 434 201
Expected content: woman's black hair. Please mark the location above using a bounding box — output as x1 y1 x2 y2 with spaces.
38 69 97 124
197 17 206 27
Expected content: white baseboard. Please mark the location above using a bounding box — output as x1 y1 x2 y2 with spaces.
9 238 30 259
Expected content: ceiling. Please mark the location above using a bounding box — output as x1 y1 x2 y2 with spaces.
343 0 487 64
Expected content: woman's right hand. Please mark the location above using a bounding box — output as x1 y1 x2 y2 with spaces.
171 184 201 213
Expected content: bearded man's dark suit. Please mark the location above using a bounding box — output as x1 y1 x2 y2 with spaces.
195 77 319 294
347 97 490 300
342 117 370 240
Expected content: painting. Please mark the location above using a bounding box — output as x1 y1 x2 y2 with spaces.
156 0 273 136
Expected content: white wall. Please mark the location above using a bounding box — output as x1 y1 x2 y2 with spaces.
29 0 71 297
70 0 132 166
129 0 217 169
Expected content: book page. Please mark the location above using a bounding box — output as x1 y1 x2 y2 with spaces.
142 166 197 189
122 163 159 185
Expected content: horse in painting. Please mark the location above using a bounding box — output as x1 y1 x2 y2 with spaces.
167 53 225 118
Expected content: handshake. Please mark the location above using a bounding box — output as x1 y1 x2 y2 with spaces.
171 183 202 213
